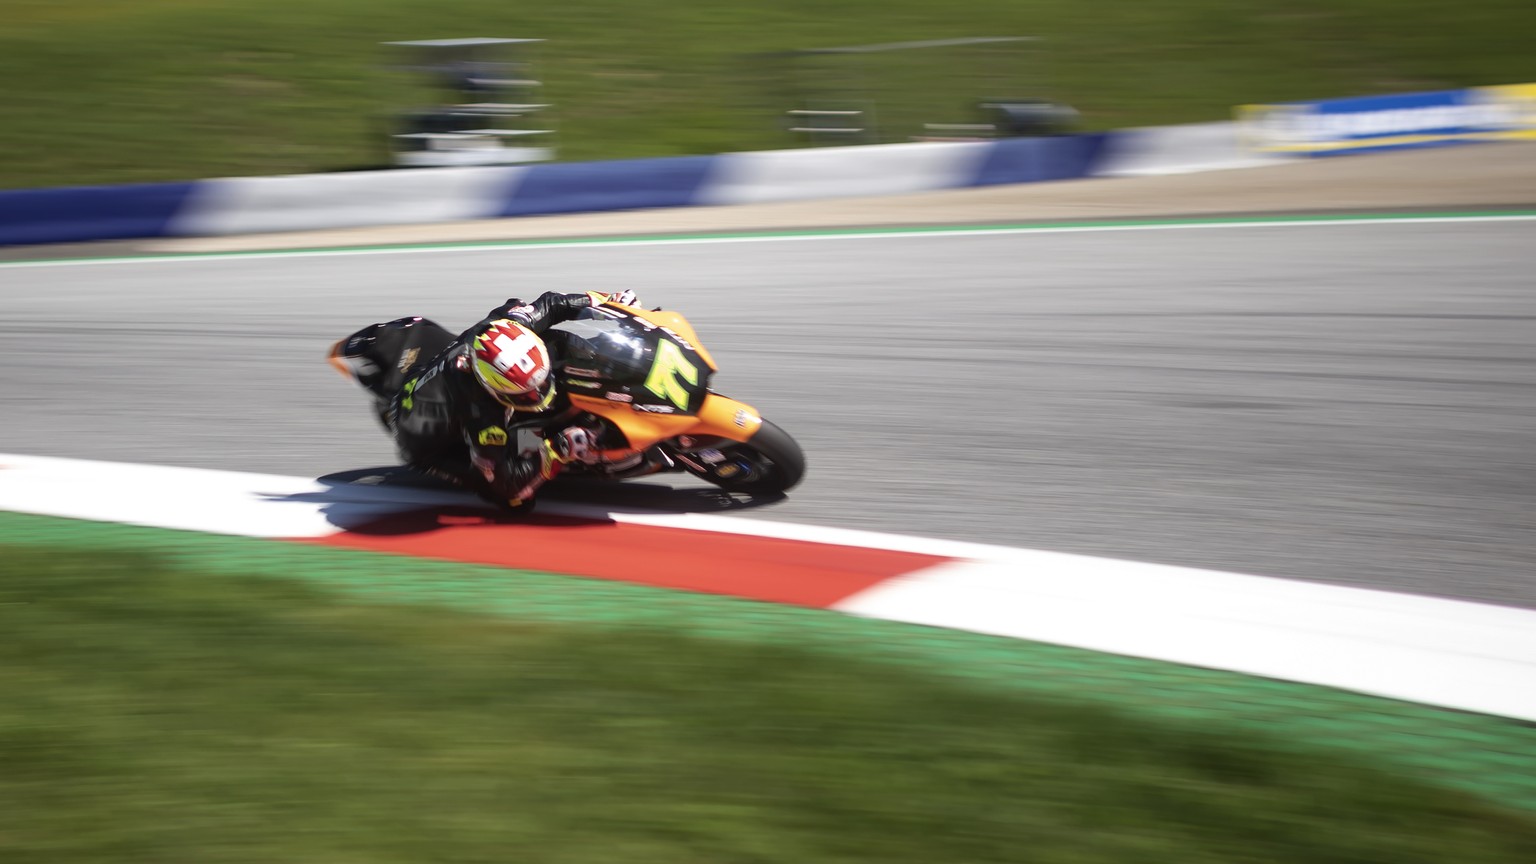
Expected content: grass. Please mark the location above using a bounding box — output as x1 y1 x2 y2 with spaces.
3 545 1536 863
0 0 1531 189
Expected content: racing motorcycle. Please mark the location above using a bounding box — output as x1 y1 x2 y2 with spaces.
327 299 806 499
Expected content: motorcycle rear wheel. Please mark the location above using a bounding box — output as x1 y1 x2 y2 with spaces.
686 419 806 495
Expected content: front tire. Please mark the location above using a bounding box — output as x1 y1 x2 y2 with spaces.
689 419 806 495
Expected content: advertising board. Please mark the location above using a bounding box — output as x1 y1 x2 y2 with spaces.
1475 83 1536 141
1239 84 1536 155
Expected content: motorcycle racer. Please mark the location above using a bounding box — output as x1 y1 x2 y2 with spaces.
335 289 641 509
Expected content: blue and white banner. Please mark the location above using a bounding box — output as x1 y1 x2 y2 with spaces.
1239 86 1532 156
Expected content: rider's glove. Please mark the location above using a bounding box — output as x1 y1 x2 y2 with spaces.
551 426 603 465
583 289 641 309
587 289 636 308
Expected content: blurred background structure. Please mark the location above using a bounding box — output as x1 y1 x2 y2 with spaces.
383 37 556 166
759 37 1077 147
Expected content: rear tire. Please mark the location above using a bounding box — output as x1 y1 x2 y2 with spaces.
693 419 806 495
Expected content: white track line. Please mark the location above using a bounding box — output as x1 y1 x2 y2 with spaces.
3 453 1535 720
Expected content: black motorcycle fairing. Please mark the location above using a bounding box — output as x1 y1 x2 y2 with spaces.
335 316 456 401
546 315 713 415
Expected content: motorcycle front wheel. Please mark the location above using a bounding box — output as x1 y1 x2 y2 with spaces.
681 419 806 495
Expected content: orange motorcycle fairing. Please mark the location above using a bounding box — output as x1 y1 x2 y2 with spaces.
568 392 764 453
325 338 355 379
599 301 720 372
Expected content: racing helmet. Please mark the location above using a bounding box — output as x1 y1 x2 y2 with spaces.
470 319 557 411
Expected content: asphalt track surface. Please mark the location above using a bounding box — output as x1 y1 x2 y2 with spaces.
5 214 1535 611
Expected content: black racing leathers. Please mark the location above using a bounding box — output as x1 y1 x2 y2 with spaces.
386 291 599 507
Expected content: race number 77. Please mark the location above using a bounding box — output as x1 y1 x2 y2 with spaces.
645 341 699 409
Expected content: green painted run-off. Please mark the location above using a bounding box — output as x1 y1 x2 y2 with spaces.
3 509 1535 810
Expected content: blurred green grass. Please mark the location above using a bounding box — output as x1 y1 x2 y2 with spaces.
4 545 1536 863
0 0 1531 188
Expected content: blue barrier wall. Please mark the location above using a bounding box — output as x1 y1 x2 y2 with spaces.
970 133 1111 187
498 155 718 218
0 182 199 246
0 129 1225 247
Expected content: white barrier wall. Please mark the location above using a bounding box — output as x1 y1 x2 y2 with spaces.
1096 121 1288 176
170 166 526 237
696 141 993 206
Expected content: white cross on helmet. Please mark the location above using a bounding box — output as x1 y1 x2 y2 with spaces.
470 319 556 411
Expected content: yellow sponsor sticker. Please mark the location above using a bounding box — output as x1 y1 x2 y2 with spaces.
477 426 508 446
397 347 420 372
